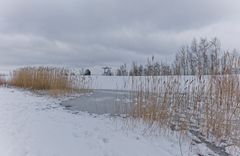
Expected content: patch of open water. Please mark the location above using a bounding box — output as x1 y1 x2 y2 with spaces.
60 90 134 116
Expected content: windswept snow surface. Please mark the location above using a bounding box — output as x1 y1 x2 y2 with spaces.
0 87 212 156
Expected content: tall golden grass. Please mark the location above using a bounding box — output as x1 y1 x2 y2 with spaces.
128 55 240 149
10 67 70 90
9 67 90 95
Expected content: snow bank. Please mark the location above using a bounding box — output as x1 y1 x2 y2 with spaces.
0 87 214 156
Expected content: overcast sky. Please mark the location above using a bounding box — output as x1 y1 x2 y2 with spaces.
0 0 240 68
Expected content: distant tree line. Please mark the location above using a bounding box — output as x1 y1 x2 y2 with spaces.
116 38 240 76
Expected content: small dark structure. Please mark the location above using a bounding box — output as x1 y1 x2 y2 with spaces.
102 67 112 76
84 69 91 75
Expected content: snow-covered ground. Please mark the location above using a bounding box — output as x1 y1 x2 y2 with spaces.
0 87 215 156
88 75 198 91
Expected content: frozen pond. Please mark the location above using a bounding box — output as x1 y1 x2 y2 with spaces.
60 90 134 116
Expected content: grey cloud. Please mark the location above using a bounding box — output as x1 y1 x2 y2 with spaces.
0 0 240 67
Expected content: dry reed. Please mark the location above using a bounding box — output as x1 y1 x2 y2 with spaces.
128 54 240 150
9 67 90 95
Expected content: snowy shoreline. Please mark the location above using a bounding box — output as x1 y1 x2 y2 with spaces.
0 87 220 156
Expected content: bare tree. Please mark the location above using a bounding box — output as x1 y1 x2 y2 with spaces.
116 64 128 76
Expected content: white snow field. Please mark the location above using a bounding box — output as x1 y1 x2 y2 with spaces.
0 87 215 156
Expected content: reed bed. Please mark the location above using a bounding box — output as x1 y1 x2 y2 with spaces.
128 70 240 151
9 67 90 95
125 49 240 150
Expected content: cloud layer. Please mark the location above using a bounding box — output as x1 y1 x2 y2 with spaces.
0 0 240 67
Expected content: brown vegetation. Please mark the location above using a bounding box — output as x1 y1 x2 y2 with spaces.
9 67 90 95
128 50 240 150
